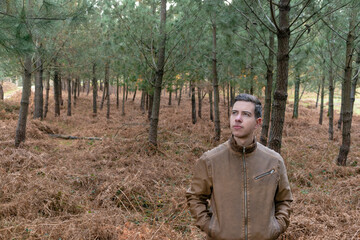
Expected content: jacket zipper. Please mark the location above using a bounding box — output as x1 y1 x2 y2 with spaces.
254 169 275 180
242 147 248 240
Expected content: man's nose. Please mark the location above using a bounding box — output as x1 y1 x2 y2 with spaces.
235 114 242 122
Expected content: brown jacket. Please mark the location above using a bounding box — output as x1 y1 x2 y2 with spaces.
186 137 293 240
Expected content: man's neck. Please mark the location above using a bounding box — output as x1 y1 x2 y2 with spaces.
234 135 254 147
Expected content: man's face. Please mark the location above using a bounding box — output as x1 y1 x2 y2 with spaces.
230 101 262 141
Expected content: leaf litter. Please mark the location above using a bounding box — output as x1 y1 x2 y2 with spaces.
0 85 359 239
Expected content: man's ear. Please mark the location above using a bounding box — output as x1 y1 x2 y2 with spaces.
255 117 262 129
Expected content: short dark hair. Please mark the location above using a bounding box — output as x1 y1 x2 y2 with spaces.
233 93 262 119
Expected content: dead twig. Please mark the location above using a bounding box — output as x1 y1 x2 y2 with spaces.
49 134 102 141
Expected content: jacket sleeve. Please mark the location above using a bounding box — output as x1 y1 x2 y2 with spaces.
275 159 293 233
185 156 213 234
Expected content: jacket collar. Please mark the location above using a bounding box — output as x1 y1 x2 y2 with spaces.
229 135 257 154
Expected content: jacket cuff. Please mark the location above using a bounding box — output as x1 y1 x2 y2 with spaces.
276 217 287 233
203 220 211 235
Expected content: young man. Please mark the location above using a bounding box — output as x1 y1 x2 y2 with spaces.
186 93 293 240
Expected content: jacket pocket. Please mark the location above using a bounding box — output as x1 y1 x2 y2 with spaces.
254 169 275 180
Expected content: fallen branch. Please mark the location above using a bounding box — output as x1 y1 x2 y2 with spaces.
49 134 102 141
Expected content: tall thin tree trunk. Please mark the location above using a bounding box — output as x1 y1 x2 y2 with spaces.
59 74 63 106
92 63 97 116
168 89 172 105
222 84 226 105
292 73 300 119
100 79 103 92
178 83 183 106
148 0 167 146
198 86 202 118
260 32 275 145
73 78 77 107
87 79 90 96
15 55 32 147
33 54 43 119
191 81 197 124
350 50 359 119
337 9 356 166
133 86 137 102
0 83 3 100
328 52 335 140
100 81 107 110
319 74 325 125
122 83 126 116
77 78 81 97
70 79 78 107
44 71 50 118
230 84 234 108
315 83 320 108
105 62 110 119
126 85 128 101
209 89 214 122
148 91 153 120
212 15 221 141
67 76 72 116
227 82 230 118
117 76 120 109
140 90 145 113
53 63 61 117
268 0 290 153
338 87 343 130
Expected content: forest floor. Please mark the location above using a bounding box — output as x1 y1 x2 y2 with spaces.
0 82 359 240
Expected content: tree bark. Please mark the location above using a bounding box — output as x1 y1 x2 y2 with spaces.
230 84 234 108
126 85 128 101
328 52 335 140
133 86 137 102
44 71 50 119
33 54 43 119
337 10 356 166
168 88 172 105
268 0 290 153
197 86 202 118
140 90 145 113
105 62 110 119
15 55 32 147
87 79 90 96
67 76 72 116
117 76 120 109
315 83 320 108
191 80 197 124
209 89 214 122
73 78 78 107
122 83 126 116
319 74 325 125
178 83 183 106
212 15 221 141
92 63 97 116
292 73 300 119
53 62 61 117
227 82 230 118
350 50 359 119
260 32 275 145
0 83 3 100
148 0 167 146
148 91 153 120
59 74 63 106
100 81 106 110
